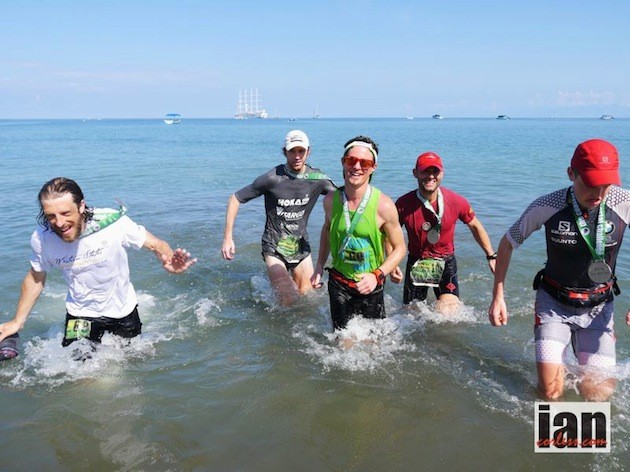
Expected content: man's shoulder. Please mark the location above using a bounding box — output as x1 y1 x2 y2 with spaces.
528 187 569 210
395 189 418 207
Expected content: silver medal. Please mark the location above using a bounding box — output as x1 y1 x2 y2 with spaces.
587 260 612 284
427 228 440 244
421 221 432 231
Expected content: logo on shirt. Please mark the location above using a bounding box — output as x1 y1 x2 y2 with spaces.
558 221 571 232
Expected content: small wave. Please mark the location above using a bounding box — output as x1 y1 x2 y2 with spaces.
295 301 419 373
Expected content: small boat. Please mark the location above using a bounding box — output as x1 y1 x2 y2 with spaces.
405 116 414 120
432 114 444 120
496 115 510 120
600 114 614 120
163 113 181 124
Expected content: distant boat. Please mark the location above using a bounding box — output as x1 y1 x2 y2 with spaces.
432 114 444 120
405 116 414 120
163 113 181 124
496 115 510 120
235 88 269 119
600 114 614 120
313 105 320 119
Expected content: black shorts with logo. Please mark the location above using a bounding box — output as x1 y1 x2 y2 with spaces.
62 306 142 347
403 254 459 304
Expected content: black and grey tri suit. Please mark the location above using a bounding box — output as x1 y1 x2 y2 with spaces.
235 164 336 268
507 185 630 304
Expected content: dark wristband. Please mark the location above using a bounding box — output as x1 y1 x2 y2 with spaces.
486 252 498 260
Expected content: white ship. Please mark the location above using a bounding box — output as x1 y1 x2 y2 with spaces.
163 113 181 124
235 89 269 119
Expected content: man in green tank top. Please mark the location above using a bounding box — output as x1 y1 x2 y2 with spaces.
312 136 406 331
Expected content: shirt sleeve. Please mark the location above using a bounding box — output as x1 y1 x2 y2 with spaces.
118 215 147 250
234 173 268 203
29 230 49 273
505 193 562 249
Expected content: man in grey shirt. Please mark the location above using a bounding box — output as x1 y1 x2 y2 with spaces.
222 130 335 305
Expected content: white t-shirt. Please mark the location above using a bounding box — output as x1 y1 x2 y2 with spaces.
30 213 147 319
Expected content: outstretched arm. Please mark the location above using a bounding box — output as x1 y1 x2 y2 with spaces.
143 231 196 274
222 194 241 260
467 216 496 273
488 235 513 326
0 269 46 342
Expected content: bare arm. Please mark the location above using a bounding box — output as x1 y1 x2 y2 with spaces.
222 194 241 260
466 216 496 273
0 269 46 342
384 238 404 284
311 193 333 288
488 235 513 326
143 231 196 274
356 194 406 294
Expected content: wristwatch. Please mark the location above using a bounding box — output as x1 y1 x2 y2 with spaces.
372 268 386 285
486 252 498 260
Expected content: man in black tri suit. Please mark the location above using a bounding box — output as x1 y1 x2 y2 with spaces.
489 139 630 401
222 130 336 305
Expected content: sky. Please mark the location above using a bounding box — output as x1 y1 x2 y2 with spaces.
2 0 630 119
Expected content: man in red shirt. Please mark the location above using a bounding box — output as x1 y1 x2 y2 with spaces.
394 152 496 312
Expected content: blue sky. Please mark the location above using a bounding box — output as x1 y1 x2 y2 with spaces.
2 0 629 119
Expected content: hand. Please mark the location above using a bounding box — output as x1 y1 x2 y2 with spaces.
0 320 20 343
390 266 403 284
311 266 324 289
488 296 508 326
221 238 235 260
162 248 197 274
356 272 378 295
488 258 496 274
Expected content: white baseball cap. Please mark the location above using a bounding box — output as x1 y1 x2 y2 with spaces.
284 130 310 150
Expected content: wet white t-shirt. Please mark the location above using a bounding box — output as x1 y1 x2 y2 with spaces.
30 213 146 319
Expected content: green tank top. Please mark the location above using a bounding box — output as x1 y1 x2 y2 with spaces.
330 187 384 281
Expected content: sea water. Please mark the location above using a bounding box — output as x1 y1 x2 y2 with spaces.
0 118 629 470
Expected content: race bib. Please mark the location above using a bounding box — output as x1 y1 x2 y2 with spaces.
276 235 301 262
65 319 92 340
410 258 445 287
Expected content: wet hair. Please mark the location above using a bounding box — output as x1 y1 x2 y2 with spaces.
343 135 379 157
37 177 92 228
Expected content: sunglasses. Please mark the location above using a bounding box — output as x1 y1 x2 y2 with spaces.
342 156 375 169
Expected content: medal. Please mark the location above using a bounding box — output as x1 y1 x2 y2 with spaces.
427 228 440 244
421 221 431 231
587 260 612 284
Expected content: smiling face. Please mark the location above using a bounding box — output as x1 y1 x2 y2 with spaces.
413 165 443 198
284 146 310 173
568 167 612 210
341 145 376 187
41 193 86 242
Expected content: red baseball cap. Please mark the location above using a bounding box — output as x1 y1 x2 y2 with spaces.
571 139 620 187
415 152 443 172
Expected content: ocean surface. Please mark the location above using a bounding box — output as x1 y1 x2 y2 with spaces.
1 117 629 471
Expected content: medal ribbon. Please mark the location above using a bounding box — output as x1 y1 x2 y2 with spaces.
416 188 444 235
338 186 372 257
569 189 606 261
80 204 127 238
284 165 330 181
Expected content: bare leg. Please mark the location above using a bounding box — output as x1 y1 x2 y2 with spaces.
578 372 616 401
291 256 315 295
264 255 299 306
435 293 461 315
537 362 565 400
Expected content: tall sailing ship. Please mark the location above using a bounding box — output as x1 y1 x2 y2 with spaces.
234 89 269 119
